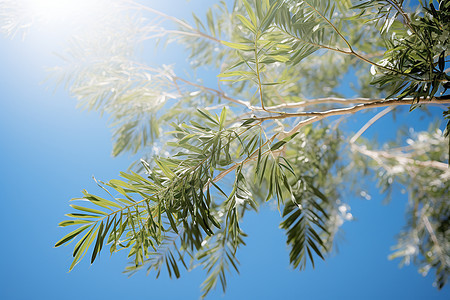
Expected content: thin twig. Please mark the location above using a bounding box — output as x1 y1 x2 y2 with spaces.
422 215 447 268
127 0 223 44
386 0 415 34
135 63 252 109
174 77 252 109
205 136 277 190
303 0 353 51
281 2 423 81
350 106 394 144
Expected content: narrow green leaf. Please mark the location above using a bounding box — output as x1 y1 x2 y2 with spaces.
169 252 180 278
438 51 445 72
166 210 179 234
219 107 227 130
58 220 93 227
206 8 215 36
220 41 254 51
307 238 325 260
259 154 269 184
270 140 286 151
91 221 104 263
155 159 175 179
236 14 256 32
70 204 108 216
69 225 99 271
197 109 219 125
243 0 257 26
211 180 228 198
65 213 102 219
73 226 94 257
55 224 91 247
217 70 255 77
82 189 122 209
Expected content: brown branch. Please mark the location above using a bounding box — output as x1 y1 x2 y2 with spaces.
276 96 450 140
353 145 449 171
232 97 394 122
348 102 448 171
261 97 450 122
264 97 384 111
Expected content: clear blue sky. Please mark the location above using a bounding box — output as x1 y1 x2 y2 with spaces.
0 1 449 299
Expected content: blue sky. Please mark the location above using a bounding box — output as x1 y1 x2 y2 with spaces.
0 1 449 299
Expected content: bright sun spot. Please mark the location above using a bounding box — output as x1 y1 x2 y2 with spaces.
24 0 109 27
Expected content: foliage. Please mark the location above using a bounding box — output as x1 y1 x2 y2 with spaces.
353 126 449 289
1 0 449 297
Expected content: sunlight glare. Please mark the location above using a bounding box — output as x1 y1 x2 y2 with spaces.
24 0 110 26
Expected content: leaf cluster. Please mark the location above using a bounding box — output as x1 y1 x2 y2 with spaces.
352 126 450 289
362 0 450 105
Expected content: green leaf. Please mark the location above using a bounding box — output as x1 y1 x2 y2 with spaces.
58 220 93 227
236 14 256 32
55 224 91 247
81 189 122 209
166 210 179 234
70 204 108 216
65 213 102 219
217 71 255 77
219 107 227 130
242 0 257 26
259 154 269 184
220 41 254 51
69 225 99 271
192 12 206 31
73 226 94 257
241 118 256 126
155 159 175 179
206 8 215 36
197 109 219 125
269 55 290 62
91 221 104 263
270 140 286 151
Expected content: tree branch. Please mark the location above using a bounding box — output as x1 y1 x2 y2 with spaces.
264 97 386 111
352 144 449 171
276 96 450 140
